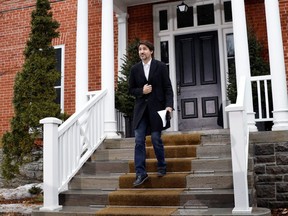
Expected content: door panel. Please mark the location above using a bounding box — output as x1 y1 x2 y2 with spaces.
176 31 222 130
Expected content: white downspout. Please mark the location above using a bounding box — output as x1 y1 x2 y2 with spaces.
264 0 288 131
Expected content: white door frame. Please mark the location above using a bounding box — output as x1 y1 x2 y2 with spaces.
153 0 233 131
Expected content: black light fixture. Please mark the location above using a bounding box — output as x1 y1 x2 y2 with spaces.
177 1 189 12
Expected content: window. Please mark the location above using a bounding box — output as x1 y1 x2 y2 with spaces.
161 41 169 71
54 46 64 111
159 10 168 31
226 33 235 71
224 1 232 22
177 6 193 28
197 4 215 25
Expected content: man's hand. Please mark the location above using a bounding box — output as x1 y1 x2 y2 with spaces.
143 84 152 94
166 107 173 113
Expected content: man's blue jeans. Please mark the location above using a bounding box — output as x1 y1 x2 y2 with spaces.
134 115 166 177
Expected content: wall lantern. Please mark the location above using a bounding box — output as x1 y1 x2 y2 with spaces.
177 1 189 12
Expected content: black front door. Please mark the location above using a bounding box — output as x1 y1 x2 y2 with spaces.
175 31 222 130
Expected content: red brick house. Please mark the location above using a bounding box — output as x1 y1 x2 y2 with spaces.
1 0 288 139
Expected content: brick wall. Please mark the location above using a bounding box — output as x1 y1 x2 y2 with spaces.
245 0 269 61
0 0 118 138
279 1 288 82
127 4 154 43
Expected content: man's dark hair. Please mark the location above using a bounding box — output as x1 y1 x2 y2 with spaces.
138 40 154 52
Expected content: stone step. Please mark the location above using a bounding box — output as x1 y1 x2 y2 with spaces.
172 207 271 216
58 188 236 208
196 144 231 158
91 148 134 161
92 145 198 161
200 131 231 145
69 171 253 190
69 174 121 190
80 157 195 175
32 206 104 216
192 158 254 172
32 206 271 216
80 160 130 174
186 172 254 189
102 138 135 149
192 158 232 172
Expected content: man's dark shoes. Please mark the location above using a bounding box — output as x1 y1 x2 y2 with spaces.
133 174 148 187
157 167 166 177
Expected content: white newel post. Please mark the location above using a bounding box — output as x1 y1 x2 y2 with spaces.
75 0 89 111
101 0 118 137
40 117 62 211
231 0 257 132
264 0 288 131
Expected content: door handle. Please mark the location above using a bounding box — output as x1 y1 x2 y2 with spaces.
177 81 181 96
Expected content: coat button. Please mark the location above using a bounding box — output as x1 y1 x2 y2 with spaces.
145 99 148 102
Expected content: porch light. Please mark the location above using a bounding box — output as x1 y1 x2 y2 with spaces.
177 1 189 12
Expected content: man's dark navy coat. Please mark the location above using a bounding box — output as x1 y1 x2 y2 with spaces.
129 59 174 133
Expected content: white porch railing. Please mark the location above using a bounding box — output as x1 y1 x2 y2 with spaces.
225 76 252 213
40 89 107 211
251 75 273 122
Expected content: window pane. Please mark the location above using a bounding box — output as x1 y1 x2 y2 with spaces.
226 33 234 57
54 87 61 104
54 48 62 106
224 1 232 22
161 41 169 64
55 48 62 86
177 6 193 28
159 10 168 31
197 4 214 25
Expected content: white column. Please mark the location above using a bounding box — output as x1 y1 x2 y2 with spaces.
101 0 118 137
117 13 128 74
265 0 288 131
231 0 257 132
40 117 62 211
75 0 88 112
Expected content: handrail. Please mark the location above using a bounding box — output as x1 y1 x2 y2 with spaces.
40 89 107 211
225 76 252 213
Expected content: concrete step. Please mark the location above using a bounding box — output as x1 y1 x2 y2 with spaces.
172 207 271 216
59 188 235 208
69 173 121 190
186 172 254 189
80 160 130 174
200 131 231 145
59 189 110 206
102 138 135 149
192 158 254 172
196 144 231 158
192 158 232 172
69 171 253 190
91 148 134 161
92 144 198 161
32 206 104 216
32 206 271 216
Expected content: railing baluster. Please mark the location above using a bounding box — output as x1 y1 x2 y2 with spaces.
264 80 270 119
256 80 262 119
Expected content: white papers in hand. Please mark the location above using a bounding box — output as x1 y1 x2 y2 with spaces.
157 110 167 127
